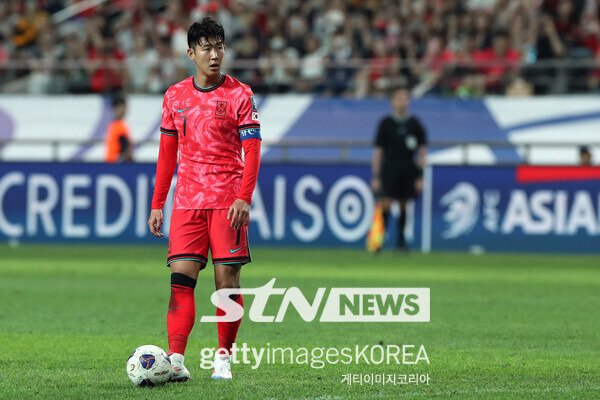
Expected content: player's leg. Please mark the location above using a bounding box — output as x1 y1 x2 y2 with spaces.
397 198 408 251
214 263 243 355
212 263 242 379
165 210 209 381
209 209 251 379
397 166 417 251
380 168 400 233
167 260 203 381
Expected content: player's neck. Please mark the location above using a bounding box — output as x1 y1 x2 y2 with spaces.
393 110 407 118
195 72 222 89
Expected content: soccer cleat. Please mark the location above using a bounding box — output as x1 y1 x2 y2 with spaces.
211 353 232 380
169 353 190 382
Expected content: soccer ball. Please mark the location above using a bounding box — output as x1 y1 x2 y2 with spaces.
126 345 172 387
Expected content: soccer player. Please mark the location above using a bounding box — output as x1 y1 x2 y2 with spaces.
104 96 133 163
371 87 427 252
147 17 261 381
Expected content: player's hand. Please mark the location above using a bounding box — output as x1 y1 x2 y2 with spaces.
415 178 424 194
371 177 381 192
227 199 250 230
148 209 164 237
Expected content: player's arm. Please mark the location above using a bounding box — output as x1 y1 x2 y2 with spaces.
417 146 426 170
118 134 133 162
148 94 179 237
228 89 261 230
371 119 385 192
371 146 383 192
228 138 261 229
415 118 427 170
148 133 178 236
415 118 427 194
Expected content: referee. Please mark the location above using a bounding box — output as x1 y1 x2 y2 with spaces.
371 87 427 252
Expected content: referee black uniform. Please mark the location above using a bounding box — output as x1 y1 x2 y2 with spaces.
373 113 427 249
374 114 427 199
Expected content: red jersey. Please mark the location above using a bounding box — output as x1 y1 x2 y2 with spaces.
151 74 261 210
471 48 521 79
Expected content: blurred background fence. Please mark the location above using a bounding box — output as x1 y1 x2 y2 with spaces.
1 137 599 165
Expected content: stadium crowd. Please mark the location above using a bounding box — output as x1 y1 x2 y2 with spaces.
1 0 599 96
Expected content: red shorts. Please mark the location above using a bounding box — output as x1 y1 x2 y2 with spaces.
167 209 251 268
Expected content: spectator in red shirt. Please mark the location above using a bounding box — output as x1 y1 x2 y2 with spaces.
0 34 8 63
590 47 600 91
553 0 578 48
368 38 397 88
575 9 600 55
89 36 127 93
472 30 521 93
412 33 455 97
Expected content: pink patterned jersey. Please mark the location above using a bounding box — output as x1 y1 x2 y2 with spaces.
155 74 261 210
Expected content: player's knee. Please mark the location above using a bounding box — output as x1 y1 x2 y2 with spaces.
171 272 197 289
381 199 392 212
170 260 203 279
399 199 408 211
215 280 240 291
215 273 240 290
214 267 241 290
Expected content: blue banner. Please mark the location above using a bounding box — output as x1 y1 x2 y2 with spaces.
3 162 597 252
0 163 156 243
247 164 421 247
0 163 420 248
428 166 600 253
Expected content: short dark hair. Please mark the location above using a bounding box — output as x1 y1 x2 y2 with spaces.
580 146 591 155
390 85 409 97
187 17 225 49
111 95 125 108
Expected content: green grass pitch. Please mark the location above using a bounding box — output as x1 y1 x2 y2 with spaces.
1 245 599 399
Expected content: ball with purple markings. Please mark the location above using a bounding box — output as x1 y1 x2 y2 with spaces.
126 345 172 387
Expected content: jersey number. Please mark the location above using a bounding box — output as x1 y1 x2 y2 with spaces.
178 115 187 136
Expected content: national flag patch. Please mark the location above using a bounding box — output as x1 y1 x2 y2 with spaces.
252 111 260 121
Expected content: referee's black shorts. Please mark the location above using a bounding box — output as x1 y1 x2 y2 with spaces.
381 163 421 200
